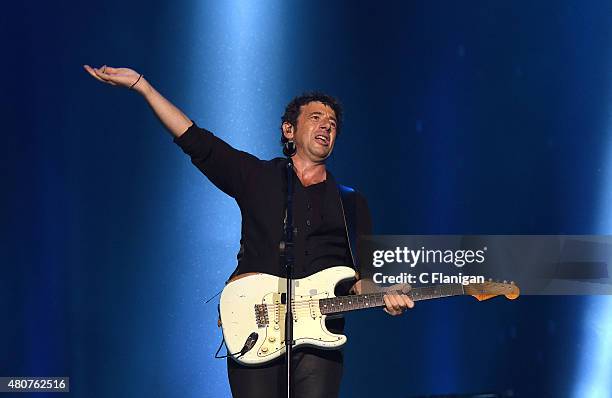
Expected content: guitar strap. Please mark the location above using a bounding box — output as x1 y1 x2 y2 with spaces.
337 184 358 273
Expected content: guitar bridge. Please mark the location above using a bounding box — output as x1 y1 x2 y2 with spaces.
254 304 269 327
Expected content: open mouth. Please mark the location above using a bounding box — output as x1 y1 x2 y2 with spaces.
315 135 329 146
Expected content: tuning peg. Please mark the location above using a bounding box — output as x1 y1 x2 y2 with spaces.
511 281 515 285
503 280 507 284
488 278 493 282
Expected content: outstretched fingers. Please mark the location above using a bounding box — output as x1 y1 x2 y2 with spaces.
83 65 104 83
102 66 119 75
94 65 117 85
83 64 117 86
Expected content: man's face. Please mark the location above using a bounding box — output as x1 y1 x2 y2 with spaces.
283 101 338 163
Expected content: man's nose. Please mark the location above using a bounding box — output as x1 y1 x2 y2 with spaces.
320 119 331 131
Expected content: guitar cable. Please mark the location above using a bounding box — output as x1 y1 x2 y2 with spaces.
214 336 242 359
214 303 242 359
214 304 258 360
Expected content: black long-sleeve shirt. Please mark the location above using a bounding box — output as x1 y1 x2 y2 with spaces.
173 121 372 280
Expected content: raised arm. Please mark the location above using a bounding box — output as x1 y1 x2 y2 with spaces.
83 64 259 199
83 64 192 137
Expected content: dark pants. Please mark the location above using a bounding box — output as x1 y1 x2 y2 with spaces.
227 347 344 398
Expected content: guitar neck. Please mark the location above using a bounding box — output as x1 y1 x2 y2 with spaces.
319 284 465 316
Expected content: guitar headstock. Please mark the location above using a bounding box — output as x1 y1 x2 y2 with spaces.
464 279 520 301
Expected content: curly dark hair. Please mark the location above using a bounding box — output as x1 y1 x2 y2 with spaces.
280 92 343 145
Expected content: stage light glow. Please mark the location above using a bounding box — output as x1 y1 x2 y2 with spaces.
166 1 286 397
572 296 612 398
572 130 612 397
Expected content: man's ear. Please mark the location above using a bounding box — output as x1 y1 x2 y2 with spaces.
282 122 294 141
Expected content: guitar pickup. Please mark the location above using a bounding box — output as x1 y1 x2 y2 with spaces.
254 304 269 327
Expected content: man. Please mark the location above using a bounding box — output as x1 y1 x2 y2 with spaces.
83 64 414 398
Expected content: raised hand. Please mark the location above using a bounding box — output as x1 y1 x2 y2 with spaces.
83 63 191 137
83 64 144 91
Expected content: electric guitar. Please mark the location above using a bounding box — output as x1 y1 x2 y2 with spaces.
219 266 519 366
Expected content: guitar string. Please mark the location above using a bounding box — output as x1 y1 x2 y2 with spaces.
260 296 452 312
260 296 387 309
254 284 494 310
256 302 408 320
260 293 459 309
255 297 457 320
261 302 383 311
251 289 497 320
262 299 385 309
259 290 413 308
261 296 387 310
259 289 464 309
254 298 463 323
255 292 465 319
260 297 438 313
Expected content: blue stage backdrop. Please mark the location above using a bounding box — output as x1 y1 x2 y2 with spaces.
2 1 612 397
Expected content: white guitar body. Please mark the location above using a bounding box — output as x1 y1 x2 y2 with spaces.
219 266 356 366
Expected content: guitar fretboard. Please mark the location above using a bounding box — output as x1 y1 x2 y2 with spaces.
318 284 465 315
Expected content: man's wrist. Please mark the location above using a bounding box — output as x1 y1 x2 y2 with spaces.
134 77 152 97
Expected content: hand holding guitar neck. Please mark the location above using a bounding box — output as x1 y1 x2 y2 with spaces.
352 279 414 316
